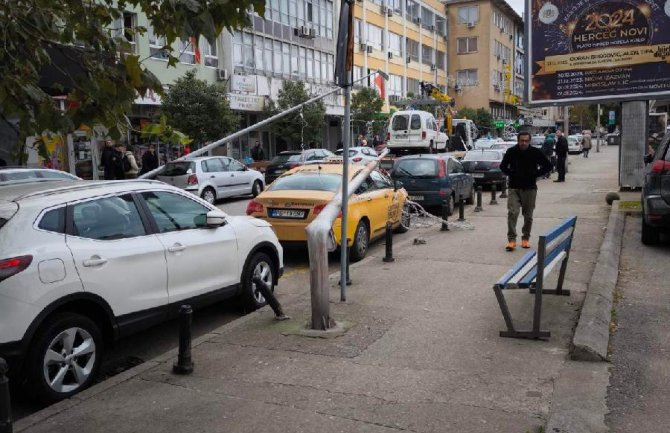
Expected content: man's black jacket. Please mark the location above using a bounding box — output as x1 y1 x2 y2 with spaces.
500 145 552 190
555 136 569 158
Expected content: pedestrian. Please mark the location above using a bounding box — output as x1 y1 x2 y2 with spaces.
100 140 117 180
541 133 556 178
113 143 127 180
500 131 553 251
139 144 159 175
554 130 568 182
582 133 592 158
251 141 265 161
123 145 140 179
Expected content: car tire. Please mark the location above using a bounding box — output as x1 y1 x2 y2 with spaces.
465 184 475 205
350 220 369 262
241 252 275 311
201 187 216 204
641 217 660 245
251 180 263 197
395 202 411 233
27 312 103 404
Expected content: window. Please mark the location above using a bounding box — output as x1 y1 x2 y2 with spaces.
448 159 464 174
515 54 525 75
299 47 306 77
113 12 137 52
72 195 146 240
314 51 322 82
457 69 478 86
392 115 409 130
370 170 392 189
255 38 264 71
307 49 314 79
388 74 403 96
326 54 333 83
406 0 420 23
367 23 383 50
202 39 218 68
282 43 290 75
421 7 434 30
148 25 168 60
410 114 421 130
142 192 211 233
244 33 254 68
273 40 282 73
457 6 479 24
407 78 420 95
319 0 327 37
179 39 195 64
388 32 403 56
390 0 402 14
436 51 446 70
280 0 289 24
289 0 297 26
353 65 364 87
354 19 362 42
270 173 342 192
435 16 446 36
264 38 273 73
38 207 66 234
421 44 433 66
291 45 299 76
493 9 512 35
326 1 333 39
457 37 477 54
406 38 419 62
228 159 245 171
202 159 225 173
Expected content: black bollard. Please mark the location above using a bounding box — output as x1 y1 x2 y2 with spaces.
490 184 498 205
475 186 483 212
458 195 466 222
252 277 289 320
0 358 11 433
441 199 449 231
173 305 194 375
500 180 508 199
383 221 395 263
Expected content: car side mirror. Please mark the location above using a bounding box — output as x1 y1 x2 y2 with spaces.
195 210 227 228
394 180 403 191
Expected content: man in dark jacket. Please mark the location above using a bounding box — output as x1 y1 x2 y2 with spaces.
100 140 118 180
554 130 569 182
139 144 159 176
500 131 553 251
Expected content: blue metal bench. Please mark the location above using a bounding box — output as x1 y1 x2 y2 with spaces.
493 216 577 340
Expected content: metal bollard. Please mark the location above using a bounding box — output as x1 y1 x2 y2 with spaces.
474 186 483 212
0 358 11 433
490 184 498 205
458 195 465 221
383 221 395 263
173 305 194 375
441 199 449 231
252 277 289 320
499 180 508 199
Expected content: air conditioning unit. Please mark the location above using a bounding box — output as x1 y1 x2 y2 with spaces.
406 56 411 63
496 54 501 60
308 27 316 38
493 84 500 91
216 69 229 81
467 22 475 28
429 24 435 31
430 63 436 71
366 45 374 53
387 8 393 17
416 17 421 24
388 51 393 59
359 42 368 51
381 5 388 14
509 33 513 40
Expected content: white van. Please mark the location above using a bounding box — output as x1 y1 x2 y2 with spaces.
387 110 447 151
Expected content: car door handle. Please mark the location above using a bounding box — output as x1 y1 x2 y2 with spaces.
168 243 186 253
82 256 107 267
210 175 215 178
367 197 373 201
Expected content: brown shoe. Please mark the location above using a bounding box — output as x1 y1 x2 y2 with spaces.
521 239 531 249
505 240 516 251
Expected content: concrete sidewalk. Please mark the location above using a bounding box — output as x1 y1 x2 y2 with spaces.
16 147 621 433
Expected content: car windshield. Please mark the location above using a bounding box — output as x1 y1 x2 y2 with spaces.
530 137 545 146
568 137 578 145
392 115 409 130
269 173 342 192
270 154 302 164
394 159 438 177
464 151 501 161
160 162 195 176
335 149 357 157
0 171 40 181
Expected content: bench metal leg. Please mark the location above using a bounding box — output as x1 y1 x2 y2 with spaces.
555 254 570 295
493 286 516 334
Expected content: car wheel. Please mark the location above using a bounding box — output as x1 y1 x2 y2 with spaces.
395 202 411 233
641 217 660 245
201 187 216 204
350 220 369 262
241 252 275 310
27 313 103 404
465 184 475 205
251 180 263 197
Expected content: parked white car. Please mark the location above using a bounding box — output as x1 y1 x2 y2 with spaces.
0 167 81 184
334 146 379 163
157 156 265 204
567 135 582 154
0 180 283 402
387 110 448 151
473 138 504 149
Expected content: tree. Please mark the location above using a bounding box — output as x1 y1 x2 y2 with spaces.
569 105 597 130
266 81 326 148
458 107 493 133
162 70 239 146
351 87 384 136
141 115 192 147
1 0 262 162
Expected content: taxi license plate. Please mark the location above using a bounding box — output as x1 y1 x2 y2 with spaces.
269 209 306 219
409 195 424 201
472 173 485 178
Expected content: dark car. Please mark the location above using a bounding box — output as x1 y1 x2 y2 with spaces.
460 150 507 189
264 149 335 184
641 135 670 244
390 154 474 215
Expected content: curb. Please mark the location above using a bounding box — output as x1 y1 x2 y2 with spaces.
570 200 624 361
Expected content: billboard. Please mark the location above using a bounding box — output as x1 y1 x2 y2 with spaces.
527 0 670 105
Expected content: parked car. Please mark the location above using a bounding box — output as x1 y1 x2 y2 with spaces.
473 138 503 149
0 180 283 402
264 149 335 185
387 110 448 152
530 135 546 149
0 167 81 184
247 163 409 261
461 150 507 189
156 156 265 204
334 146 379 164
390 154 474 215
567 135 582 154
641 135 670 244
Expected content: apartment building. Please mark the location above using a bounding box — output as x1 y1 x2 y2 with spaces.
445 0 523 127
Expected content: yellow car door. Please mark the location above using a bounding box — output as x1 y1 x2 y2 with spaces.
350 175 385 240
370 170 402 226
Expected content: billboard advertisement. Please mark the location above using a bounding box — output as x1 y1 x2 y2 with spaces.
527 0 670 105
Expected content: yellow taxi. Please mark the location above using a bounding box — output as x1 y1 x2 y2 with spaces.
246 163 410 261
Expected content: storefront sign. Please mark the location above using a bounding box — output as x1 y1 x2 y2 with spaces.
527 0 670 105
228 94 265 112
231 75 257 93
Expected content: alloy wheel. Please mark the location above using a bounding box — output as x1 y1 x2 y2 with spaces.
43 327 96 394
252 261 273 304
202 189 215 204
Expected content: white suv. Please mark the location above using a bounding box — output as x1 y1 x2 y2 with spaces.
0 180 283 402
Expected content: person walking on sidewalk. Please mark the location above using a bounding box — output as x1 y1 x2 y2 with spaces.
582 132 592 158
500 132 553 251
554 130 568 182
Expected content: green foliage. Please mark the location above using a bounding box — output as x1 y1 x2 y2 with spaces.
1 0 262 159
458 107 494 131
141 115 192 146
569 105 597 130
162 70 239 145
352 87 385 137
265 81 326 147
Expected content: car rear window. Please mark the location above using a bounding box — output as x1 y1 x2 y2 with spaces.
392 115 409 131
270 154 301 164
160 162 195 176
269 173 342 192
410 115 422 130
0 171 40 181
394 159 438 177
335 149 358 157
0 202 18 230
464 151 501 161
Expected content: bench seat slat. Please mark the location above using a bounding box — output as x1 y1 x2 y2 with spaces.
495 251 537 289
519 236 573 287
543 216 577 244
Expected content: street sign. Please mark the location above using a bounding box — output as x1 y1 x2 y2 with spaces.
608 110 616 125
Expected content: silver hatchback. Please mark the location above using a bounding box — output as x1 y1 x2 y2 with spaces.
157 156 265 204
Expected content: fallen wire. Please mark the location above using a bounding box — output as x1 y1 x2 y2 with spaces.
401 200 475 231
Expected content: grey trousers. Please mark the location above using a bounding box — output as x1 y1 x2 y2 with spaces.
507 188 537 241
